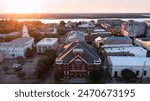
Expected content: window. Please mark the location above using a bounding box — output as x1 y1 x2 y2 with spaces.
82 65 85 70
72 65 75 70
144 71 147 76
114 71 118 78
136 71 139 75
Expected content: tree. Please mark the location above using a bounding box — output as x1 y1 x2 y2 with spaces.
17 70 26 79
59 21 65 28
16 56 24 65
2 66 9 74
35 58 53 80
35 49 56 80
44 48 57 60
58 28 67 36
25 47 36 58
89 69 104 83
78 21 82 25
35 57 53 80
54 71 62 82
58 21 67 36
121 69 137 82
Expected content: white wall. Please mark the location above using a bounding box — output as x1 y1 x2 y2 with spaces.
111 66 150 78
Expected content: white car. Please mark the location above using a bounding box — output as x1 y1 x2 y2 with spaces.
10 63 21 69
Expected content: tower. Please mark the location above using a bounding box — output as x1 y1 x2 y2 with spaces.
22 25 29 37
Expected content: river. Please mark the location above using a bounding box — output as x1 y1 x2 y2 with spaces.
1 18 150 24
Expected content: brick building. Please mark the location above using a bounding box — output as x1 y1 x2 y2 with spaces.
55 41 101 79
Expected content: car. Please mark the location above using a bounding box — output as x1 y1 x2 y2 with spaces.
10 63 21 69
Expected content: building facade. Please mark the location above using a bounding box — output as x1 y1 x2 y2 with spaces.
36 38 58 53
0 52 4 62
121 21 146 37
0 25 34 58
108 56 150 78
55 41 101 79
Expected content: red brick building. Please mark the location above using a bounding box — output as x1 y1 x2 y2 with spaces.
55 41 101 79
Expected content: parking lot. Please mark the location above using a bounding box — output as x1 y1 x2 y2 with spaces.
0 54 43 84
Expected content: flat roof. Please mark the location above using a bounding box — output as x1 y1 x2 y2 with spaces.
36 38 58 45
108 56 150 67
105 46 147 56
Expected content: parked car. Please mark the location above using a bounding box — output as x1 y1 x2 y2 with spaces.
10 63 21 69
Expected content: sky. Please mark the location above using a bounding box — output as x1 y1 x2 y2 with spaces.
0 0 150 13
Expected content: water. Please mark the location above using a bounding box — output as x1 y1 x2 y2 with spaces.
122 18 150 22
16 18 99 24
2 18 150 24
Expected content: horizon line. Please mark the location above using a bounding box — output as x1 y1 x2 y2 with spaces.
0 12 150 15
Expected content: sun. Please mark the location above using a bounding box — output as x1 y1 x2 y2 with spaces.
2 0 45 14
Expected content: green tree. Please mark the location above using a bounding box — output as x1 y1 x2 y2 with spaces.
35 49 57 80
16 56 24 65
17 70 26 79
2 66 9 74
54 71 63 82
89 69 104 83
121 69 137 82
59 21 65 28
58 28 67 36
35 57 52 80
25 47 36 58
44 49 57 60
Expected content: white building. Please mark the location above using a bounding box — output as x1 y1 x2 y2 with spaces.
0 52 4 62
95 36 102 47
104 46 147 57
47 27 58 34
146 22 150 38
107 56 150 78
22 25 29 37
78 21 95 28
0 25 34 58
65 21 72 28
36 38 58 53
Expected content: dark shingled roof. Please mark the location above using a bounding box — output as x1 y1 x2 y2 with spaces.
65 31 85 43
57 41 100 64
104 36 132 44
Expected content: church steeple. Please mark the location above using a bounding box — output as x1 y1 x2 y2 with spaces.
22 25 29 37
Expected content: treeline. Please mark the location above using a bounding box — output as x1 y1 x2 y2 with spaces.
0 20 23 34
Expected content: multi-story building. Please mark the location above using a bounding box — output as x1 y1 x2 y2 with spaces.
95 36 133 48
121 20 146 37
108 56 150 78
36 38 58 53
0 25 34 58
146 21 150 38
0 52 4 62
55 41 101 79
78 21 95 28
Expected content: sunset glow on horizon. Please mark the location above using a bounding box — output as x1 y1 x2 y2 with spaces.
0 0 150 14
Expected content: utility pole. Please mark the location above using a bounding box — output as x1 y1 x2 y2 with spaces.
140 61 146 83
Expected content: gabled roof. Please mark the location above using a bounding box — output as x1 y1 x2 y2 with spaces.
65 31 85 43
57 41 100 64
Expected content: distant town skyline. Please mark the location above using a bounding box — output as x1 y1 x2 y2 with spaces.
0 0 150 14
